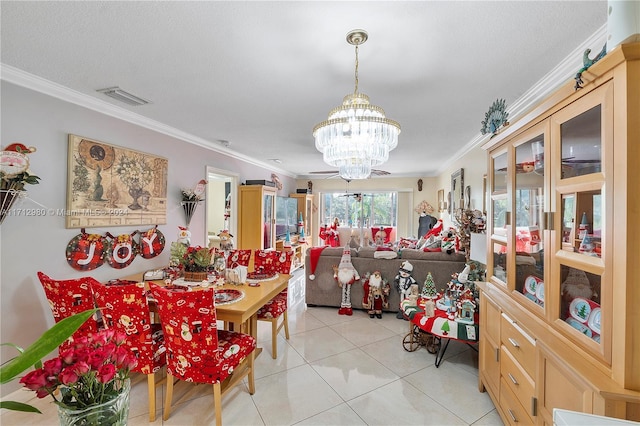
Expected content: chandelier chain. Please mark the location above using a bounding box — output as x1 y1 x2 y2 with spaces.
354 44 359 95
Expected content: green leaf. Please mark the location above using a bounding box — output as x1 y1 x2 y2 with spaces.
0 400 42 413
0 309 96 384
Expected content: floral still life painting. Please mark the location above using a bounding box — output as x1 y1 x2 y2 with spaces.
66 135 167 228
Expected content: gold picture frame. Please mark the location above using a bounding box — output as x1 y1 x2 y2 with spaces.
450 168 464 220
437 189 445 212
66 135 168 228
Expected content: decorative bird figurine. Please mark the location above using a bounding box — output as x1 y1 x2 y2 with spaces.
574 44 607 90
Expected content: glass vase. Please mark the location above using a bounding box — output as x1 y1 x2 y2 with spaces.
57 379 130 426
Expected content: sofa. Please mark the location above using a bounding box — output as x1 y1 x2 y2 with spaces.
304 246 468 312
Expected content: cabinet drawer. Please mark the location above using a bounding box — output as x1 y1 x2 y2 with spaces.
501 313 535 376
501 345 535 416
500 377 534 425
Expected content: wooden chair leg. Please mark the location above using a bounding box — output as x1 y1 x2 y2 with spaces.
247 352 255 395
271 318 278 359
283 310 290 340
147 373 156 422
213 382 223 426
163 373 174 421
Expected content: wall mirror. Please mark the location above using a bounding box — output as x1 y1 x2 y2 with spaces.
450 168 464 221
205 166 239 248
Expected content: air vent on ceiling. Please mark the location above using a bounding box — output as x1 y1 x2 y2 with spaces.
96 87 150 106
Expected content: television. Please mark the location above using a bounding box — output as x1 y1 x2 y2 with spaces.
276 196 298 239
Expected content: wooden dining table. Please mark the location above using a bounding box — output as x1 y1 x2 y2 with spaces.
122 272 290 357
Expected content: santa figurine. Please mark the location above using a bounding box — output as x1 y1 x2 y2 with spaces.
394 261 417 319
333 245 360 315
362 271 390 319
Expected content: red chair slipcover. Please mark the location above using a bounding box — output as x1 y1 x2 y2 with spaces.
255 250 292 358
37 272 102 351
92 280 166 421
148 283 256 424
225 249 252 269
254 250 293 275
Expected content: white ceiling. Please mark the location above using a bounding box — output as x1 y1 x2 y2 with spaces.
0 1 607 179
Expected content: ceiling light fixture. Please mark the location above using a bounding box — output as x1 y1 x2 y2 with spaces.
96 87 150 106
312 29 400 180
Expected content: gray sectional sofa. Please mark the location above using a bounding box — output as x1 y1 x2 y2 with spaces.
304 246 468 312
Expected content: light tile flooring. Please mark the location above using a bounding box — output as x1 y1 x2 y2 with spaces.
2 270 503 425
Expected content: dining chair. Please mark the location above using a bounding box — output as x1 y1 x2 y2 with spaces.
91 280 166 422
225 249 252 269
254 250 293 358
37 271 102 352
148 283 256 426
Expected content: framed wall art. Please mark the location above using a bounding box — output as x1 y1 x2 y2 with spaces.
437 189 445 212
66 135 168 228
450 168 464 221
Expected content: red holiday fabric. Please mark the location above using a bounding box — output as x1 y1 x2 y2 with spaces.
308 246 328 276
149 284 256 384
37 272 103 352
92 281 166 375
226 249 252 269
253 250 293 275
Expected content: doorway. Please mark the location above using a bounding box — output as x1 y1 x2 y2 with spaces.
205 166 239 249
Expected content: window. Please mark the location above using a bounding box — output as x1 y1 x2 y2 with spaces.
321 191 397 228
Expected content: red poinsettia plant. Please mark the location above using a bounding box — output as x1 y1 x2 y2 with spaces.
18 329 137 410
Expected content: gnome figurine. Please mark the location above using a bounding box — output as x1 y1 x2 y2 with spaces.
333 245 360 315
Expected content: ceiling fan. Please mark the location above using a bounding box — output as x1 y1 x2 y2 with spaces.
309 169 390 179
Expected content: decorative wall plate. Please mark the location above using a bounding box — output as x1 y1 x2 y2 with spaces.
569 297 591 323
588 307 601 334
565 317 593 337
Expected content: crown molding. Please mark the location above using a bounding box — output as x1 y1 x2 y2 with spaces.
0 64 294 178
437 23 608 175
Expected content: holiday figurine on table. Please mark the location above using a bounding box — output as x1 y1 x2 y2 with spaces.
394 261 417 319
177 226 191 246
362 271 390 319
422 272 438 318
333 245 360 315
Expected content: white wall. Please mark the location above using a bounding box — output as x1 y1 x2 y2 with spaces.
0 82 295 395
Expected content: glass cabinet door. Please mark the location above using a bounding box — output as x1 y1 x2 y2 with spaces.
263 192 274 250
552 81 611 358
514 133 546 309
490 151 508 285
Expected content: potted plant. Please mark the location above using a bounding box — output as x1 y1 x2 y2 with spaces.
170 242 213 282
1 310 94 412
1 309 138 425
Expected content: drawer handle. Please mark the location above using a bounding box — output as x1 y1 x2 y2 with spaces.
508 409 518 422
508 373 519 385
508 337 520 348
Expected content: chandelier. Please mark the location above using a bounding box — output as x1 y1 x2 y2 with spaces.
313 29 401 180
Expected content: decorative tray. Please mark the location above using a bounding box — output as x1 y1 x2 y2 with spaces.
247 272 278 283
214 288 245 305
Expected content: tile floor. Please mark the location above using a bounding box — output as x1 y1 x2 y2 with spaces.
1 270 503 425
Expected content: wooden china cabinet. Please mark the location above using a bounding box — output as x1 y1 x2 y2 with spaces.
478 41 640 425
289 193 314 247
237 184 276 270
